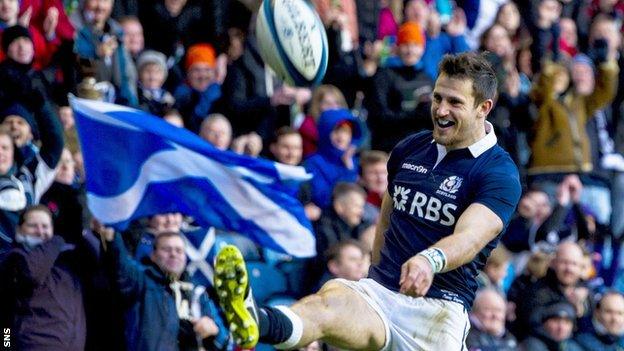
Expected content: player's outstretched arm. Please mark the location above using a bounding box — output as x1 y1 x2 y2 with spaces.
399 203 503 297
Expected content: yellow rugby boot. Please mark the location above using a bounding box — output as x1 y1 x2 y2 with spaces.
214 245 260 348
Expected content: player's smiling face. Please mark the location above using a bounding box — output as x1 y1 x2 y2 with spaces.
431 74 492 150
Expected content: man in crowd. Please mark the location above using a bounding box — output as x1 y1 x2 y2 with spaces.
94 223 230 351
467 288 518 350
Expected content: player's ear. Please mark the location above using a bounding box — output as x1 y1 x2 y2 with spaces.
477 99 494 119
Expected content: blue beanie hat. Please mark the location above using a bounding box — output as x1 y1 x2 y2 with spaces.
0 103 38 139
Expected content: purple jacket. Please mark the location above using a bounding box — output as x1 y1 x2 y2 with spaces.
3 236 88 351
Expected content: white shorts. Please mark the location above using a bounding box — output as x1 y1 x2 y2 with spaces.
335 278 470 351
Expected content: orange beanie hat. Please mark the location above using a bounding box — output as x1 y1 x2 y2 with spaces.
397 21 425 47
185 43 216 70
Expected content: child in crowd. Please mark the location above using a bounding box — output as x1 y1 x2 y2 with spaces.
358 150 388 223
136 50 174 117
304 108 361 209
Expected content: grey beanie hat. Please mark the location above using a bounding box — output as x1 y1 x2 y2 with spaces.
136 50 168 79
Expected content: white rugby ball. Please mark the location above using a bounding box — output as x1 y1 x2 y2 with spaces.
256 0 328 87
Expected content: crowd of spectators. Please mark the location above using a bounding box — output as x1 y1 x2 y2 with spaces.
1 0 624 350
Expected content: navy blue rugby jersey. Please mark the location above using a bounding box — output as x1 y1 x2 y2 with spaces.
368 126 521 309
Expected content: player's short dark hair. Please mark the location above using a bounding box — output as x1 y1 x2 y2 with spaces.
332 182 366 203
438 52 498 106
324 239 365 262
153 231 185 250
359 150 388 172
18 205 52 226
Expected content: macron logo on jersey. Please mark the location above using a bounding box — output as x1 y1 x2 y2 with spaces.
401 163 428 173
392 185 457 226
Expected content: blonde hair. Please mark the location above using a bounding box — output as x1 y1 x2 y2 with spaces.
308 85 347 120
486 245 511 268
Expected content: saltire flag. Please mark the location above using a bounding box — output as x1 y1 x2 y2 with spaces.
69 97 316 257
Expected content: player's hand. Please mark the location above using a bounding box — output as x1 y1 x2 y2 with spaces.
399 255 434 297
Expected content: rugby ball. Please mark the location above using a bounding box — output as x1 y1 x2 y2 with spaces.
256 0 328 87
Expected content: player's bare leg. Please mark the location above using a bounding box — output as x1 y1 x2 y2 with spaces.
215 245 386 350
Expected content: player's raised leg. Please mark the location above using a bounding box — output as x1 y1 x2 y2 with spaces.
215 245 387 350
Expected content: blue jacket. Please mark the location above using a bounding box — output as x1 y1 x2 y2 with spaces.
575 326 624 351
174 82 222 133
74 19 138 107
422 32 471 80
107 234 229 351
304 109 362 209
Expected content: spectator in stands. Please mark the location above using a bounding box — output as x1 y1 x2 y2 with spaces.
418 4 472 80
532 175 594 246
358 150 388 223
95 226 230 351
199 113 231 151
312 0 367 105
520 301 583 350
467 288 518 350
319 239 367 286
0 79 63 254
314 183 374 270
304 108 361 209
1 205 96 350
163 108 184 128
575 291 624 350
0 25 58 111
511 241 591 340
0 2 60 69
368 21 433 151
220 34 310 141
269 127 321 221
559 18 578 59
134 212 183 262
40 148 87 241
21 0 75 43
174 43 223 133
477 245 511 293
73 0 138 107
503 189 553 253
136 50 175 116
138 0 208 61
118 16 143 61
494 2 527 44
528 36 619 209
300 84 348 157
231 132 263 157
270 127 304 167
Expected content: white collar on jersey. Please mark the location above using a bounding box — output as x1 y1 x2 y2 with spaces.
432 121 498 167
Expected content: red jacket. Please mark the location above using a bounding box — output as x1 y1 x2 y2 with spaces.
20 0 75 42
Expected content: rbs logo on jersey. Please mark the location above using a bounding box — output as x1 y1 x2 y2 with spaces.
392 185 457 226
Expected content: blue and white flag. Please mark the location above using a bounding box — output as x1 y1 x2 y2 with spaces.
70 97 316 257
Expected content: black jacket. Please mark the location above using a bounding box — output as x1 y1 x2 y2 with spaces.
367 64 433 151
